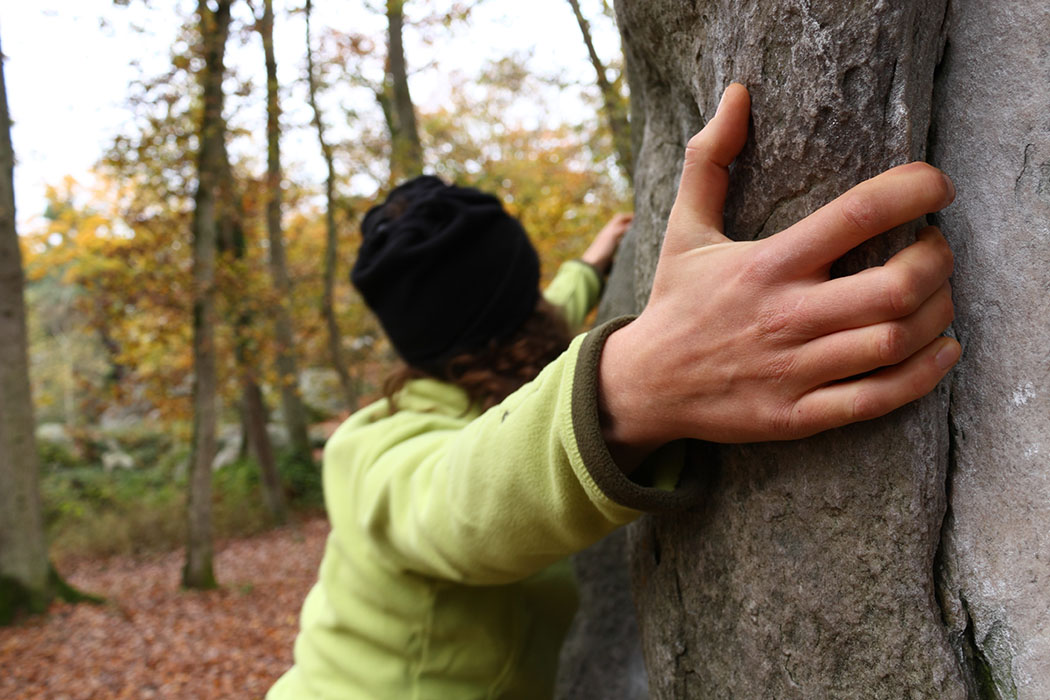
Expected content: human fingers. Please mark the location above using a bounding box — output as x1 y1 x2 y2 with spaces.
765 162 955 274
787 335 960 437
794 226 954 335
794 281 954 385
598 213 633 239
663 83 750 255
609 213 632 236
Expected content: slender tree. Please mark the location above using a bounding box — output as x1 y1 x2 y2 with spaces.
565 0 632 183
256 0 312 469
216 160 286 526
183 0 233 590
305 0 358 411
0 35 51 624
380 0 423 180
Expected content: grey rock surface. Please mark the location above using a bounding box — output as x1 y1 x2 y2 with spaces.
212 423 243 471
35 422 74 450
100 438 135 472
555 226 649 700
555 529 649 700
595 224 640 323
930 1 1050 697
617 0 971 696
299 367 348 418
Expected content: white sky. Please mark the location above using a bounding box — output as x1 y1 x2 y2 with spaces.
1 0 622 229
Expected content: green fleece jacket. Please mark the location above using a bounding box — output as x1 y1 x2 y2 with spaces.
269 261 700 699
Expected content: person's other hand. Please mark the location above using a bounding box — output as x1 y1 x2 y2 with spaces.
581 212 633 274
598 83 960 470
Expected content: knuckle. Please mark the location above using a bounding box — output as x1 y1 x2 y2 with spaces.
840 192 879 234
756 305 793 338
684 133 712 162
755 293 813 341
850 390 883 422
886 275 921 316
940 288 956 326
934 234 956 272
877 323 909 365
739 244 780 283
767 400 803 438
761 352 798 383
903 161 948 192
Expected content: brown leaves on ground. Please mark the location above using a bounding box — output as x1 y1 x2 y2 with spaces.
0 517 329 700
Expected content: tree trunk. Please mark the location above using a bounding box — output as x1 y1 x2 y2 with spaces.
305 0 358 413
241 378 285 523
384 0 423 181
217 192 287 526
258 0 312 466
565 0 632 183
183 0 233 591
0 35 51 623
608 0 1050 696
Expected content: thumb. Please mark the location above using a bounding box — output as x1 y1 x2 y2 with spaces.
664 83 750 255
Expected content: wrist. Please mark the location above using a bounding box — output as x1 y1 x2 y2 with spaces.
579 246 613 274
596 321 673 473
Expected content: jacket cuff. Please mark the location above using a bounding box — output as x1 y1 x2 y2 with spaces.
571 317 705 512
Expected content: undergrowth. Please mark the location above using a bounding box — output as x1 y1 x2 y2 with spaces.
40 439 323 563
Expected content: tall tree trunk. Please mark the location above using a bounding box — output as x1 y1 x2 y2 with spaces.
383 0 423 181
607 0 1050 696
183 0 233 591
210 41 285 524
0 35 51 624
240 374 285 523
258 0 312 467
565 0 632 184
216 189 287 526
305 0 358 412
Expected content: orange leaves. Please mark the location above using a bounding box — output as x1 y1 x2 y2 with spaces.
0 518 330 700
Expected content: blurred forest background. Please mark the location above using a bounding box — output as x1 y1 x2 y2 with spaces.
6 0 628 570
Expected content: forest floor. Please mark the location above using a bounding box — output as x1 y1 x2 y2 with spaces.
0 516 328 700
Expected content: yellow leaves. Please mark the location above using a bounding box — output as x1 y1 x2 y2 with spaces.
421 101 629 284
21 35 630 430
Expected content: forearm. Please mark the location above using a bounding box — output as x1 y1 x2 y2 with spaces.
335 323 695 585
542 259 603 331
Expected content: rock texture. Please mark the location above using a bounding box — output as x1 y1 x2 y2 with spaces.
616 0 974 696
930 2 1050 697
555 228 649 700
555 529 649 700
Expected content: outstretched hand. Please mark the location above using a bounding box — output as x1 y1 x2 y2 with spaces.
598 83 960 470
581 212 633 275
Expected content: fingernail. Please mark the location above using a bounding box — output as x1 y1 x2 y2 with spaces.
934 340 961 370
941 172 956 204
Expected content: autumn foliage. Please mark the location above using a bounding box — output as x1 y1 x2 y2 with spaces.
3 0 631 692
22 55 626 432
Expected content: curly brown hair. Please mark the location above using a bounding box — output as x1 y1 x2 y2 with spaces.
384 298 573 413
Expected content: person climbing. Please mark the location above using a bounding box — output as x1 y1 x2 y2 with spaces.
269 83 959 699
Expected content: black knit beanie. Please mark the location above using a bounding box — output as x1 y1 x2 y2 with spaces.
351 176 541 370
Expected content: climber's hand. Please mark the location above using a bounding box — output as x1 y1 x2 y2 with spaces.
582 212 634 275
597 83 959 471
